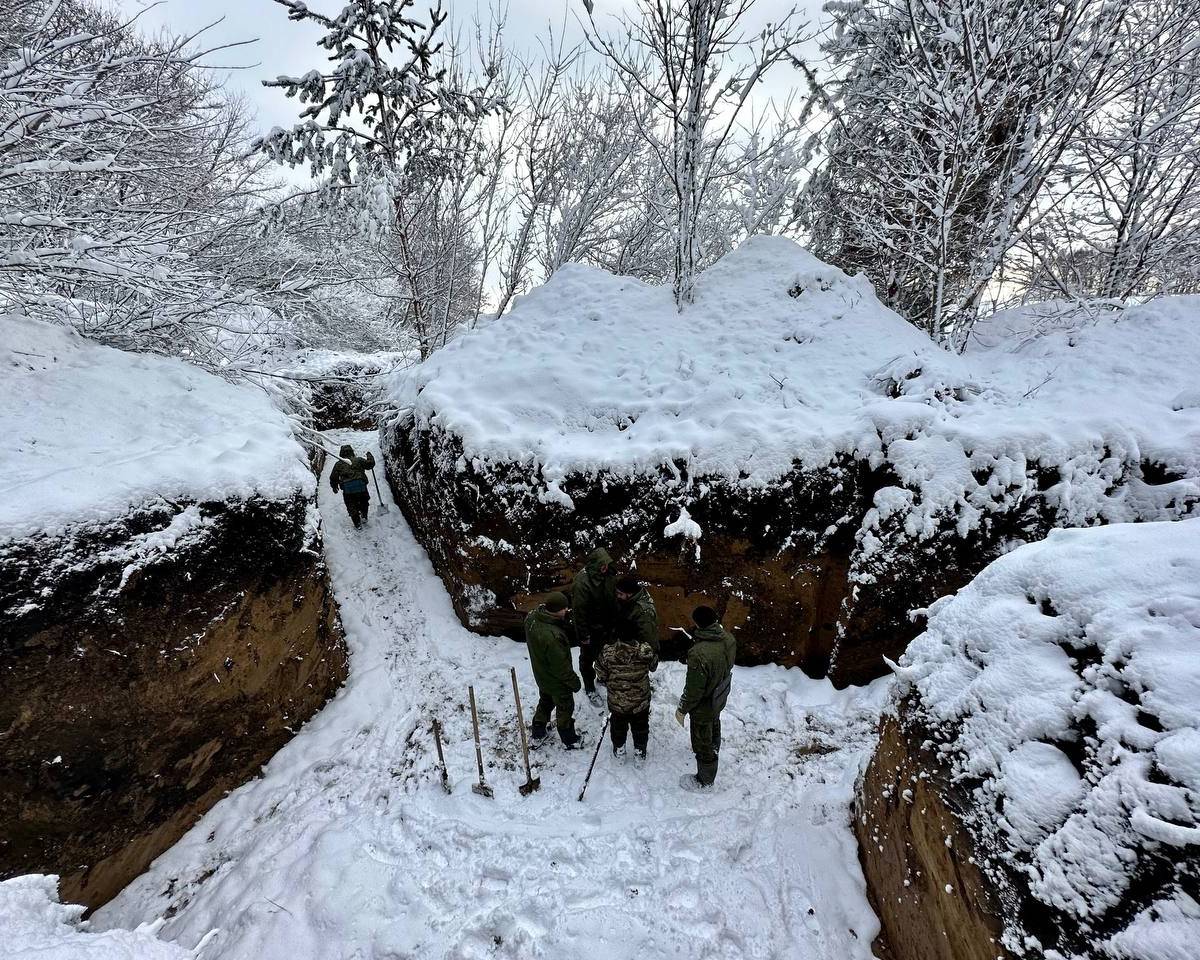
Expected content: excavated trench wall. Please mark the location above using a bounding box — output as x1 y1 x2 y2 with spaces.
0 494 348 910
382 419 1071 681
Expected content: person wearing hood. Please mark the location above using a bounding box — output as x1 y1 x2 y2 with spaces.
674 605 736 790
329 443 375 529
571 547 618 706
524 591 584 749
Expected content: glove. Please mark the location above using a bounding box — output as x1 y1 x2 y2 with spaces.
675 709 686 728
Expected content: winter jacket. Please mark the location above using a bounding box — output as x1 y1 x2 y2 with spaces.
330 445 375 496
570 548 617 646
525 606 582 699
678 623 736 721
596 638 658 714
615 587 659 654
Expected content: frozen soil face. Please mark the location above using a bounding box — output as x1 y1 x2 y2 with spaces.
860 519 1200 960
96 431 891 960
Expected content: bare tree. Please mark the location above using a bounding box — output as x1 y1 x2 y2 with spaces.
584 0 810 307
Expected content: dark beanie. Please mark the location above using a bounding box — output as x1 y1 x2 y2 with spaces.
616 574 641 594
544 591 569 612
692 605 718 628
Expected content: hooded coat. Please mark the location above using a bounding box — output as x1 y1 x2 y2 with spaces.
570 547 617 646
330 445 375 495
616 587 659 654
525 606 581 699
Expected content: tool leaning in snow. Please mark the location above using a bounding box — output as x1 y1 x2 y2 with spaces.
509 667 541 796
468 685 493 798
577 713 611 802
431 718 452 794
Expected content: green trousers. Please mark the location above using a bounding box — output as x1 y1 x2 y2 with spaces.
533 690 575 732
689 713 723 785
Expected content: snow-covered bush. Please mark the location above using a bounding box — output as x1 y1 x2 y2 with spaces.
891 519 1200 958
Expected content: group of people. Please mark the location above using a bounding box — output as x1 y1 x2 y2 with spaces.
524 548 736 790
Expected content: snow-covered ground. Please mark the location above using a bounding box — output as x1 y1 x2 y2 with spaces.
93 430 891 959
0 315 313 542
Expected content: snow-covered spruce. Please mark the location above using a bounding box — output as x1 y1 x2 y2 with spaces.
864 519 1200 960
383 237 1200 683
0 317 346 909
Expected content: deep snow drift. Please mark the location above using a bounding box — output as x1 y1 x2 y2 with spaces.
892 518 1200 958
391 236 1199 532
1 315 313 541
93 431 891 960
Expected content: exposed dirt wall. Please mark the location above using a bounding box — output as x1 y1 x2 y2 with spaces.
0 495 348 910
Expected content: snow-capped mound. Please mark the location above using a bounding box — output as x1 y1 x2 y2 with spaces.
1 315 313 541
2 874 202 959
894 518 1200 958
394 236 953 487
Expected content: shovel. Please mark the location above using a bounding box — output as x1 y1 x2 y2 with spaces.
431 718 452 794
510 667 541 796
468 686 493 799
369 465 389 513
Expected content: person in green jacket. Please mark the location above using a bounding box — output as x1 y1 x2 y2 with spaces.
614 574 660 656
329 444 375 529
674 605 736 789
524 591 583 749
571 547 617 705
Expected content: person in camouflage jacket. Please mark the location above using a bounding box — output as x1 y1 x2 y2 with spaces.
675 605 736 789
596 632 658 761
329 444 375 529
524 591 582 748
571 547 617 698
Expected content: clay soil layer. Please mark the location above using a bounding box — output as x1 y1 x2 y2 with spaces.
0 495 348 910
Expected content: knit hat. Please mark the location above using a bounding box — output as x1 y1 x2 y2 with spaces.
692 605 718 628
543 591 569 612
616 574 641 595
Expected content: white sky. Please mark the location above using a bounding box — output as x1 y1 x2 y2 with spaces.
110 0 827 138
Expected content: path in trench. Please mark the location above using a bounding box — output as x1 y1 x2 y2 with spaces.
97 430 887 960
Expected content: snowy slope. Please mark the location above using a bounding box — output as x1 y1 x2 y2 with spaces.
392 237 1200 531
94 431 891 960
2 874 204 959
0 315 313 541
894 518 1200 958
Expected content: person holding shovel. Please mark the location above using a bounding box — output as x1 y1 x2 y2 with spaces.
525 592 583 749
329 443 375 529
675 605 736 790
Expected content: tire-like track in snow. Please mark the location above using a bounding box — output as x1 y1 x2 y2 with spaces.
97 431 887 960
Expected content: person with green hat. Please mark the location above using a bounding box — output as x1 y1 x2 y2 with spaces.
524 591 583 748
675 605 736 789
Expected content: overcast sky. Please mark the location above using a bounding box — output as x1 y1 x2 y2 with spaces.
110 0 827 138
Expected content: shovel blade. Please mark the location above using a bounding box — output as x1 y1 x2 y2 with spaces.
518 777 541 796
471 782 494 798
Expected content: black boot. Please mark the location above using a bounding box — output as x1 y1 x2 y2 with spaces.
530 720 549 745
559 720 583 750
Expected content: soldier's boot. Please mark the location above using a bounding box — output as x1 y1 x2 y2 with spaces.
633 747 647 767
696 754 718 788
587 690 604 708
678 774 707 792
530 720 549 745
559 719 583 750
613 744 627 761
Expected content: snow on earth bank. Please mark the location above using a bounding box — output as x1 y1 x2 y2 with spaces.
94 431 892 960
891 518 1200 959
0 314 313 542
391 236 1200 536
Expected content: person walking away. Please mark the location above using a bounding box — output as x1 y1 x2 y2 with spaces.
595 628 657 763
675 606 736 790
524 592 583 749
614 574 659 656
330 444 375 529
571 547 617 706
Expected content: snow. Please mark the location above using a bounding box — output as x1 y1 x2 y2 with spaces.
0 315 314 542
0 874 206 959
391 237 1200 539
93 430 891 960
893 518 1200 958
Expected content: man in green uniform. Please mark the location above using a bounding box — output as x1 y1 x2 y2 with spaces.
614 574 659 656
675 605 736 789
571 547 617 705
329 444 375 529
524 591 583 749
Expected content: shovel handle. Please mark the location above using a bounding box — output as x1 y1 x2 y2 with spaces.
469 686 487 782
510 667 534 780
